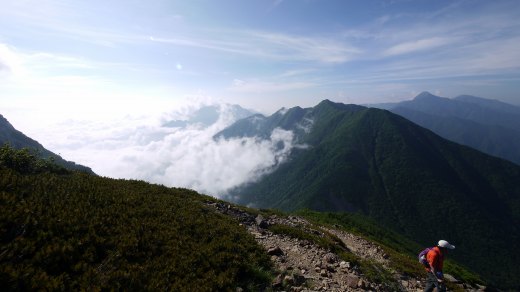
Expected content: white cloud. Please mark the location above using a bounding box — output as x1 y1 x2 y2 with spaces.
32 102 300 197
229 78 314 93
383 37 452 57
0 44 25 76
154 127 295 194
150 29 361 64
248 31 361 63
278 69 315 78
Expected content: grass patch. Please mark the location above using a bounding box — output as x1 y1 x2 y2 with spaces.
0 146 275 291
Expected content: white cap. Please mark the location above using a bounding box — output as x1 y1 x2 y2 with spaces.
438 240 455 249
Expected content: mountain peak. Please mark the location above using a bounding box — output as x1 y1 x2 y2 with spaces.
314 99 366 112
317 99 334 105
414 91 439 100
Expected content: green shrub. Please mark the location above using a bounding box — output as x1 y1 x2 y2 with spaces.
0 155 274 291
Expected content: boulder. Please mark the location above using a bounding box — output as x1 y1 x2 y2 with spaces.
339 261 351 269
320 269 328 277
443 273 461 283
346 275 360 289
323 252 338 264
255 214 268 228
267 246 284 256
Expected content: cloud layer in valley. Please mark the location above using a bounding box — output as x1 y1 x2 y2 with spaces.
35 102 298 197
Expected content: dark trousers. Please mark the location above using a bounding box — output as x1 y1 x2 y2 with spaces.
424 272 446 292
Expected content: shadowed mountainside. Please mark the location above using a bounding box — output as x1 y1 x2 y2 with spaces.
372 92 520 165
220 100 520 290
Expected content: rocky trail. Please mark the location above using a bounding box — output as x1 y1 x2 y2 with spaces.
206 201 486 292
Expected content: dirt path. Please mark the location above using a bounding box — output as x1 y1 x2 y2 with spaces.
205 201 482 291
206 202 402 291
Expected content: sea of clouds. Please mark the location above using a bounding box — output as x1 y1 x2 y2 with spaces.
37 101 299 198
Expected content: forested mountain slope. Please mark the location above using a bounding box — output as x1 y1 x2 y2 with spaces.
0 114 93 173
222 100 520 290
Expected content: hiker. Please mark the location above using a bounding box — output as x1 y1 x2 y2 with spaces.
423 240 455 292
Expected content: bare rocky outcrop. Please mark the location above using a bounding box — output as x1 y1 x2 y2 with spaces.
206 201 485 291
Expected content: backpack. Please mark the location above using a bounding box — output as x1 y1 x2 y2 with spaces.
418 247 433 266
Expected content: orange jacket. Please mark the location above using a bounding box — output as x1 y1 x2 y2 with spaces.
426 246 444 272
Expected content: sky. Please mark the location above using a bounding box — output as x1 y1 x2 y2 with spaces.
1 0 520 196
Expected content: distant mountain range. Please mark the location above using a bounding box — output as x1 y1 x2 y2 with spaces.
219 100 520 289
370 92 520 165
163 104 255 128
0 114 93 173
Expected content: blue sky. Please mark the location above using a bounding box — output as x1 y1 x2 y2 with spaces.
1 0 520 193
1 0 520 126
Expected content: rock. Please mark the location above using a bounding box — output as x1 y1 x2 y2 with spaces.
400 280 409 288
346 275 360 289
255 215 268 228
284 275 294 286
272 274 283 288
292 273 306 286
443 273 461 283
326 264 335 273
357 279 366 289
321 280 329 290
320 269 328 277
323 252 338 264
456 283 466 290
268 246 284 256
339 261 351 269
235 287 243 292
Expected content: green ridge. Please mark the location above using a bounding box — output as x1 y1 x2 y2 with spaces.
227 101 520 290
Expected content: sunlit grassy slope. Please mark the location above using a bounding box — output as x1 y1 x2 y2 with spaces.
0 145 273 291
